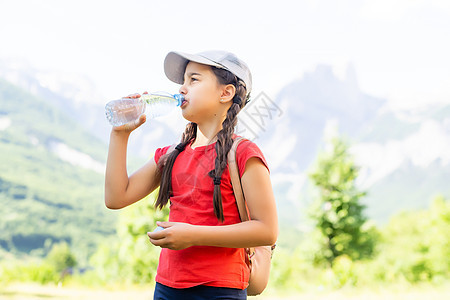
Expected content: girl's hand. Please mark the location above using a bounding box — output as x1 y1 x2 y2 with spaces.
112 93 146 133
147 221 196 250
112 113 146 133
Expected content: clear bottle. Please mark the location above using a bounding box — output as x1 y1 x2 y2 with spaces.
105 92 185 127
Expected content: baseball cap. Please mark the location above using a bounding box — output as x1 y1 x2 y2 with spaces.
164 50 252 94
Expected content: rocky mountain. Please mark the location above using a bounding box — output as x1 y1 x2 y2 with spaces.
262 64 450 226
1 58 449 246
0 59 187 158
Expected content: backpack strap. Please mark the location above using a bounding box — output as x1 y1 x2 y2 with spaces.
227 137 250 222
227 137 257 259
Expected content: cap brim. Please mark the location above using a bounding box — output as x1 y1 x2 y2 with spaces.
164 51 224 85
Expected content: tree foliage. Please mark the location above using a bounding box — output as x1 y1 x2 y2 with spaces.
308 136 376 265
367 195 450 283
45 242 77 273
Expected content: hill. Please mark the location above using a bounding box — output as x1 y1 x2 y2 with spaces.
2 60 450 255
0 78 118 262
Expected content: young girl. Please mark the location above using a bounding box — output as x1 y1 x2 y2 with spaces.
105 50 278 299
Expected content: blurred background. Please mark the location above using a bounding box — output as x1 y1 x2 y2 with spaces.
0 0 449 299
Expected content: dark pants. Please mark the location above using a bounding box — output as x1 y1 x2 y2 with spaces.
153 282 247 300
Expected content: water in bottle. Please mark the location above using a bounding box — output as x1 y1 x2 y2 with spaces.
105 92 185 127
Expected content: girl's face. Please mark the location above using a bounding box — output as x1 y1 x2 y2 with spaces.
179 62 232 125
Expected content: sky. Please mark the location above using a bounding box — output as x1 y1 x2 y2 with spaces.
1 0 450 111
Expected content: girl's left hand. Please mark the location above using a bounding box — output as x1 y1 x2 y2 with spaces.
147 221 195 250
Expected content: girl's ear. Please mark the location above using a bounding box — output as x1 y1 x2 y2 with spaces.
220 84 236 104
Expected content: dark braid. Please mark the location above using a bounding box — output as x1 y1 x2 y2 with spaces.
155 122 197 210
154 67 249 222
208 67 248 222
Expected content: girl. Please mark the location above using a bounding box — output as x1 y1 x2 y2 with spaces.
105 50 278 299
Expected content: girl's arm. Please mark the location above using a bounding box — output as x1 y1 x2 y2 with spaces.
104 114 161 209
148 157 278 249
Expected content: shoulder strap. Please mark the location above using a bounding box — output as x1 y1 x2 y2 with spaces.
227 137 250 222
228 137 257 258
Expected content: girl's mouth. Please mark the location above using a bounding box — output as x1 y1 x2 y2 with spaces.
180 98 188 108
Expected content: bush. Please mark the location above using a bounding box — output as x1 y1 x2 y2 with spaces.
45 242 77 273
0 242 77 285
267 195 450 292
0 259 58 284
350 195 450 285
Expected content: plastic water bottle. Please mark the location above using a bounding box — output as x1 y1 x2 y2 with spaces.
105 92 185 126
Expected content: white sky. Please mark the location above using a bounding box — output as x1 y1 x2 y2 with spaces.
1 0 450 110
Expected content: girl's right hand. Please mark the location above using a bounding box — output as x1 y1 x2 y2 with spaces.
112 113 147 133
112 93 147 133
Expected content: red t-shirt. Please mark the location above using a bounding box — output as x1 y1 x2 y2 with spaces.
153 135 269 289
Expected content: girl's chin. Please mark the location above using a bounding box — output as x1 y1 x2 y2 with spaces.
181 110 196 123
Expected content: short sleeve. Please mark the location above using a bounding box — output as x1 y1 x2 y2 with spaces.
235 140 269 178
154 145 171 164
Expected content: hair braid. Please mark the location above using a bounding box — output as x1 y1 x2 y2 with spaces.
208 70 248 222
155 122 197 210
155 66 249 223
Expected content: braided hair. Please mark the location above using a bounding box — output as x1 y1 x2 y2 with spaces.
155 66 250 222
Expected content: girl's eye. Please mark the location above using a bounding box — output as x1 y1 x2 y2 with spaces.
191 77 198 82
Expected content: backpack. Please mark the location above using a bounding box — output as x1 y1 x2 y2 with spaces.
227 137 276 296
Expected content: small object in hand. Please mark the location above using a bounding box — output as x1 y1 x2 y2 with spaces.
153 226 164 232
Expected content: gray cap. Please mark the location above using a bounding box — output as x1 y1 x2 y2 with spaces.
164 50 252 94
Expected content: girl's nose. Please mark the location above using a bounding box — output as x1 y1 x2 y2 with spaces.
179 84 187 95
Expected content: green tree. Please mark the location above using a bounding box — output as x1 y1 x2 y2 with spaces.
45 242 77 273
308 136 376 266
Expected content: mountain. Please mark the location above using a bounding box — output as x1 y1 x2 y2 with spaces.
258 64 450 226
351 108 450 222
2 60 450 256
0 59 110 142
0 78 118 262
0 59 188 158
